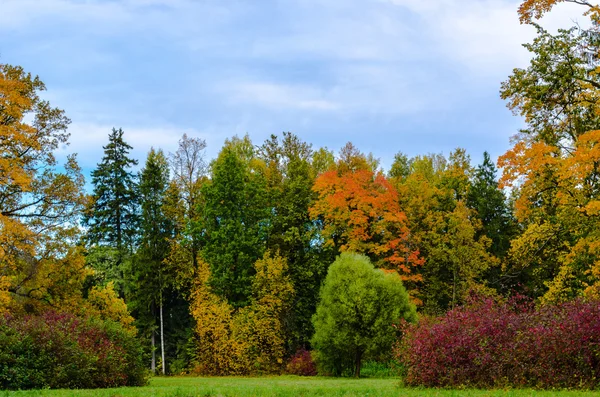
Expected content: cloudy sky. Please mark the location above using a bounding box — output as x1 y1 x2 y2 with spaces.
0 0 586 175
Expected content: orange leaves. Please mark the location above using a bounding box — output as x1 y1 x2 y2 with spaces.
310 168 421 282
518 0 599 24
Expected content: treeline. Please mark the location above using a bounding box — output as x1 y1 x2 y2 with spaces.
3 0 600 379
77 126 517 373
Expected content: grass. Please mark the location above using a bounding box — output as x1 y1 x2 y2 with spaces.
3 376 600 397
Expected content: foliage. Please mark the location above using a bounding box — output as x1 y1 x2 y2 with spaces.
285 348 317 376
0 63 86 313
398 296 600 389
311 253 416 378
0 311 147 390
190 252 293 375
201 138 270 308
311 151 422 283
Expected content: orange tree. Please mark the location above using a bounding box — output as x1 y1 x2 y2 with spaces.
309 143 422 290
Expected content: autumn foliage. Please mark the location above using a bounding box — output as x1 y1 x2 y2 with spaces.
190 253 293 375
311 168 422 282
398 296 600 389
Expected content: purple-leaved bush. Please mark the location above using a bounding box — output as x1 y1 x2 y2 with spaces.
286 348 317 376
397 297 600 389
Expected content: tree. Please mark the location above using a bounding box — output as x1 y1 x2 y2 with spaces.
392 153 497 312
467 152 514 259
131 148 174 374
310 152 422 284
518 0 598 25
0 63 87 312
200 137 270 307
498 13 600 301
168 134 208 275
258 132 327 351
84 128 139 294
311 252 416 377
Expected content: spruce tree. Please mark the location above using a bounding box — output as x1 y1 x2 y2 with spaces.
467 152 514 259
84 128 139 293
132 148 173 374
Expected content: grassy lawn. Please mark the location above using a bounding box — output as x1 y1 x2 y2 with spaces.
3 376 600 397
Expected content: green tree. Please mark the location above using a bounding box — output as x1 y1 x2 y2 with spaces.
467 152 515 260
132 148 173 374
201 137 270 307
311 252 416 378
84 128 139 294
259 132 327 351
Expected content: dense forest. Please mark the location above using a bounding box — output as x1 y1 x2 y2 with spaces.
3 0 600 388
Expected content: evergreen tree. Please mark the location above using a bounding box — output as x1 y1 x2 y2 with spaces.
84 128 139 293
467 152 514 259
132 148 173 374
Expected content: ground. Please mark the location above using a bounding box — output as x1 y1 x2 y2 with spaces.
4 376 600 397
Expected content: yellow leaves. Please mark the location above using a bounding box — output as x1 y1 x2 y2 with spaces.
86 282 136 334
190 253 293 375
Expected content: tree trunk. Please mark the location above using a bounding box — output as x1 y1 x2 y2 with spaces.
354 351 362 378
160 292 166 375
151 330 156 373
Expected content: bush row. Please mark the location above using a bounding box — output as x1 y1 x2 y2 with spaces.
397 297 600 389
0 311 147 390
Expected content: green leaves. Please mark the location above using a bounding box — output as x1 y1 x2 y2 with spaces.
311 253 416 377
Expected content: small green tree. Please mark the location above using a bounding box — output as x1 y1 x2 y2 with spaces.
311 252 416 377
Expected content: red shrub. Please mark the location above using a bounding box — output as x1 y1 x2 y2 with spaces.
286 348 317 376
397 297 600 389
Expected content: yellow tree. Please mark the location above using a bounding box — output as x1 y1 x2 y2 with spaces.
0 64 87 312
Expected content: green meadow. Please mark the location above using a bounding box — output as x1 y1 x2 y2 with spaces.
4 377 600 397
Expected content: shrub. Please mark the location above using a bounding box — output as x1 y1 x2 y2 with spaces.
286 349 317 376
0 311 147 390
397 296 600 389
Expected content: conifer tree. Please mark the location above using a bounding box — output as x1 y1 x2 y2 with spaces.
84 128 139 293
467 152 514 259
132 148 173 374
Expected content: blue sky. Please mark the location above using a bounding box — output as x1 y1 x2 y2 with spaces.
0 0 585 175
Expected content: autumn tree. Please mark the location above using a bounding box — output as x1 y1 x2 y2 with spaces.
0 63 87 313
392 152 497 312
311 253 416 377
310 143 422 286
190 252 294 375
499 7 600 301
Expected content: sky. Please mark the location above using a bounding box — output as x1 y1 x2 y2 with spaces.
0 0 588 176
